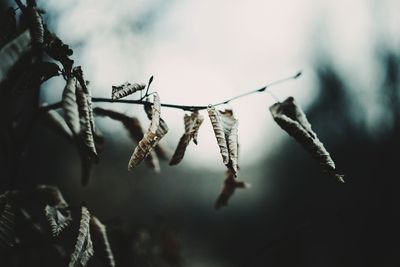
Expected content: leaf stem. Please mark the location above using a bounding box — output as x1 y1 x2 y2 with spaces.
41 71 302 112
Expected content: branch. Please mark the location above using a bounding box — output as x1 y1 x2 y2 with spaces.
41 71 302 112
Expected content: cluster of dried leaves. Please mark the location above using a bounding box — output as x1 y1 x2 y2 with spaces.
0 0 346 265
0 185 115 267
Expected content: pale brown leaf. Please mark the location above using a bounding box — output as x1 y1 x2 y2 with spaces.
68 207 94 267
270 96 345 183
227 119 239 176
128 93 161 170
207 105 229 164
62 77 80 135
191 111 204 145
75 78 98 162
111 82 145 100
94 107 161 172
170 111 203 165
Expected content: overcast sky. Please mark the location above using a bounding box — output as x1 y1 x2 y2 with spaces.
40 0 399 170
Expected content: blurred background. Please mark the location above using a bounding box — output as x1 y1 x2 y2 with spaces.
1 0 400 266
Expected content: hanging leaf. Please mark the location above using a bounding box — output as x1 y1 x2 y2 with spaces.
227 119 239 176
128 93 161 170
75 78 98 162
68 207 94 267
215 169 250 209
169 134 191 166
0 30 31 84
191 111 204 145
94 107 161 172
170 111 203 165
207 105 229 164
143 100 169 143
45 205 72 237
90 216 116 267
111 82 145 100
0 192 16 248
41 109 73 140
269 96 345 183
62 77 80 135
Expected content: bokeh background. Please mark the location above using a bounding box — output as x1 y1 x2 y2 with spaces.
1 0 400 266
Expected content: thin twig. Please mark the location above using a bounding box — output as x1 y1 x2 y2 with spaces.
41 71 302 112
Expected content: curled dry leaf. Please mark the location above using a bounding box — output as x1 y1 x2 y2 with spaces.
90 216 116 267
0 192 16 248
128 93 161 170
42 109 73 140
93 107 160 172
111 82 145 100
75 78 98 162
45 205 72 237
191 112 204 145
207 105 229 164
227 119 239 176
68 207 94 267
170 111 204 165
269 96 345 183
0 30 31 84
215 169 250 209
62 77 80 135
208 106 239 171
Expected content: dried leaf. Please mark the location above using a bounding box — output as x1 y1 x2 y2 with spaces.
128 93 161 170
270 96 345 183
111 82 145 100
42 109 73 140
215 169 250 209
0 30 31 84
169 134 191 166
0 192 16 248
94 107 160 172
191 111 204 145
90 216 115 267
62 77 80 135
45 205 72 237
207 105 229 164
75 78 98 162
143 96 168 142
68 207 94 267
170 111 203 165
208 106 238 167
227 119 239 176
